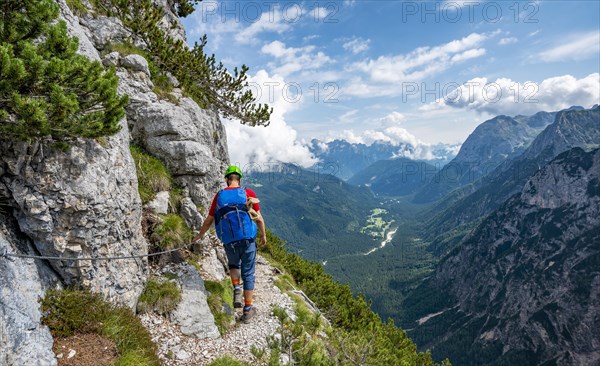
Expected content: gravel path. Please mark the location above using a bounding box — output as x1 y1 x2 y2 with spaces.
140 255 296 365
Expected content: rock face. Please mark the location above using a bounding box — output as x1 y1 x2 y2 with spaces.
0 0 229 363
96 50 229 210
125 89 229 207
407 147 600 366
0 122 149 309
169 264 220 339
0 217 58 366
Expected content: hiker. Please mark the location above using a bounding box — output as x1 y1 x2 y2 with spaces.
193 165 267 323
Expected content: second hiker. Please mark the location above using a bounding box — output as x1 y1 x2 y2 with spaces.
193 165 267 323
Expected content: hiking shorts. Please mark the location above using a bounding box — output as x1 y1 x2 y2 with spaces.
223 238 256 291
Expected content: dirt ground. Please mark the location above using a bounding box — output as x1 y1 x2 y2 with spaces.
53 333 119 366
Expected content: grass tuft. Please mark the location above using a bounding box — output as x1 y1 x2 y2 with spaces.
66 0 88 16
168 185 185 213
152 214 193 249
137 278 182 315
130 145 171 204
204 279 235 335
41 289 160 366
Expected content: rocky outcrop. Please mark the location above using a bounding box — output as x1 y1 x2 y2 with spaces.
61 0 228 206
124 82 229 206
0 0 230 363
168 264 220 339
0 121 149 308
86 31 229 209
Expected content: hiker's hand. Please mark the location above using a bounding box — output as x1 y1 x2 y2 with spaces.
259 235 267 247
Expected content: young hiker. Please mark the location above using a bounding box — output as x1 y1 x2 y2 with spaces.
193 165 267 323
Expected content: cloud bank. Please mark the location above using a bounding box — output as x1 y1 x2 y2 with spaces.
224 70 317 169
421 73 600 116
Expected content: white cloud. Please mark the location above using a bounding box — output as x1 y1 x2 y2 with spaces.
339 109 359 123
303 34 320 42
224 70 317 168
451 48 487 62
379 111 406 125
310 7 334 21
234 6 292 45
537 31 600 62
344 32 492 96
421 73 600 116
499 37 518 45
342 37 371 54
261 40 333 77
326 126 440 160
187 3 242 50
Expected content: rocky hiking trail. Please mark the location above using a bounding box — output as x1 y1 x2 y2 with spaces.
140 253 297 365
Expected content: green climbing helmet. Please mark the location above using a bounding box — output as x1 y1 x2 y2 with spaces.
224 165 243 178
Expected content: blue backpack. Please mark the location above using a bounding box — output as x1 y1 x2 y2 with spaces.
214 187 257 244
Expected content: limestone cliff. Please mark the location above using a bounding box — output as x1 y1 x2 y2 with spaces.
0 0 229 363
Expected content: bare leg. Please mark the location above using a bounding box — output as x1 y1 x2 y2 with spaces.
244 290 253 305
230 268 241 284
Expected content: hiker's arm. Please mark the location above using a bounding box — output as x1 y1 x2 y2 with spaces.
254 211 267 246
193 215 214 242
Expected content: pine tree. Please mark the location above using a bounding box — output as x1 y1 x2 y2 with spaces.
0 0 128 143
96 0 272 127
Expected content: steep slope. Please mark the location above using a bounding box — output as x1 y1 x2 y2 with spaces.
348 158 439 197
426 107 600 243
405 147 600 366
246 166 382 260
414 111 556 203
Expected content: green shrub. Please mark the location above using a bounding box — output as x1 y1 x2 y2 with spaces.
0 0 127 144
130 145 171 204
204 279 235 335
66 0 88 15
137 278 182 315
41 289 160 366
252 305 331 366
152 214 193 249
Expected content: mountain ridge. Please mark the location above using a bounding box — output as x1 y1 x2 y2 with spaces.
405 147 600 366
413 110 557 203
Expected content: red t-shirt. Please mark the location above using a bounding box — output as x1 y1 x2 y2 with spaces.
208 187 260 217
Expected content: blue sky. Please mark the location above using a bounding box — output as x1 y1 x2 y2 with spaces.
181 1 600 166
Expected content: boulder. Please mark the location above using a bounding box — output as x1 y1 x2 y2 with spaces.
121 54 151 76
146 191 170 214
170 264 220 339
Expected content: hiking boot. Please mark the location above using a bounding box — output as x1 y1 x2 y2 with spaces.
240 307 257 324
233 288 243 308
